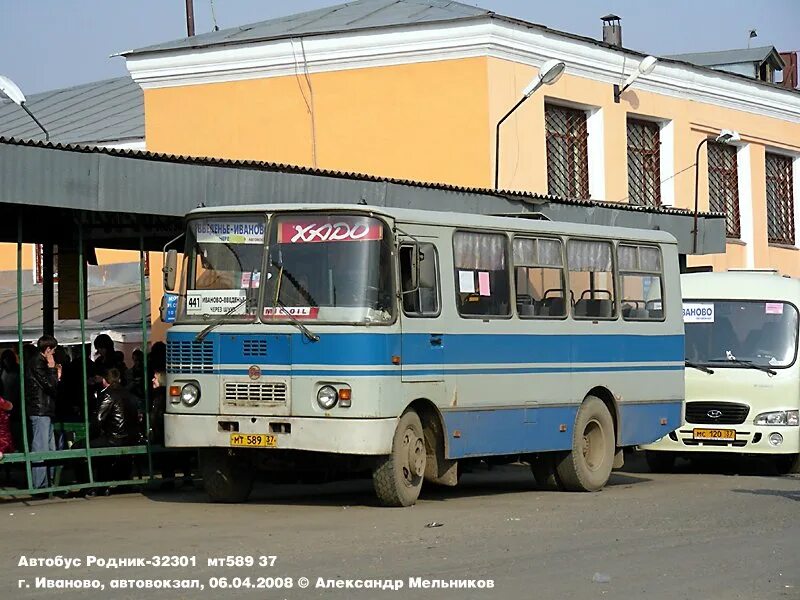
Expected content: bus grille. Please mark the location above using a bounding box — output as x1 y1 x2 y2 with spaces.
224 382 288 408
242 338 268 357
685 402 749 425
167 340 214 374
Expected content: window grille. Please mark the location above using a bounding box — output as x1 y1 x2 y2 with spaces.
765 153 795 246
627 119 661 207
708 143 741 238
545 105 589 199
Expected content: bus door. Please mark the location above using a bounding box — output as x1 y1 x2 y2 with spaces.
398 240 444 382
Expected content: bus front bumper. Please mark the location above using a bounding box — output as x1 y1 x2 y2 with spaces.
164 414 397 455
639 424 800 455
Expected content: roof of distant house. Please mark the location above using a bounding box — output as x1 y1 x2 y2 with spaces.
665 45 785 69
0 76 143 145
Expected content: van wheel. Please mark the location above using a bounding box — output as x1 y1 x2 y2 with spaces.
529 453 565 490
200 449 254 503
645 450 676 473
555 397 615 491
774 454 800 475
373 411 426 507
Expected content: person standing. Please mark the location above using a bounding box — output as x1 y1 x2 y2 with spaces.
25 335 61 489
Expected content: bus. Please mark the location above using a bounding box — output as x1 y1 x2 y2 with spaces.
161 204 684 506
641 271 800 474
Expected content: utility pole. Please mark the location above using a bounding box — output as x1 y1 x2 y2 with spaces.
185 0 195 37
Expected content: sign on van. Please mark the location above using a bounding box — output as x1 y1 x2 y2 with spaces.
682 302 714 323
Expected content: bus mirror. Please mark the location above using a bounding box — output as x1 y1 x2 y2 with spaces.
163 249 178 291
418 248 436 289
159 295 168 322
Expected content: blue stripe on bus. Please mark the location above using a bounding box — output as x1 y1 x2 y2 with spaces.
214 364 682 377
168 331 684 366
442 400 682 459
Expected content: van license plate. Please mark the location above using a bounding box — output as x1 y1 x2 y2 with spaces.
693 428 735 441
230 433 277 448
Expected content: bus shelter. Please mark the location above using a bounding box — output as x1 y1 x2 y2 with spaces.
0 136 726 497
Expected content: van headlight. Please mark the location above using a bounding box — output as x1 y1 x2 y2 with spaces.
754 410 799 426
316 385 338 410
181 383 201 407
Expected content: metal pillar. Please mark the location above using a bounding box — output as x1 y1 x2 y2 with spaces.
140 235 153 478
78 223 94 483
16 214 32 489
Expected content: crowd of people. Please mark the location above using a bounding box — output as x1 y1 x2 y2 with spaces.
0 333 184 492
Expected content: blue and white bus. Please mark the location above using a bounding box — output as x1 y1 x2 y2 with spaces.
162 204 684 506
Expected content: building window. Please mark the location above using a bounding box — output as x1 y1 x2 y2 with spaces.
765 153 795 245
545 105 589 199
627 118 661 207
708 142 741 238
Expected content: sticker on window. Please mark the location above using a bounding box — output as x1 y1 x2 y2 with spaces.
458 270 475 293
263 306 320 319
278 218 383 244
765 302 784 315
186 289 247 315
478 271 491 296
682 302 714 323
194 221 264 245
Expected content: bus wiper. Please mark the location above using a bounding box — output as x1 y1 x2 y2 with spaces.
685 360 714 374
195 297 248 342
708 357 777 376
277 299 320 343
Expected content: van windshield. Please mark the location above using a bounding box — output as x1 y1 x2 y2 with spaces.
684 300 799 368
261 214 395 324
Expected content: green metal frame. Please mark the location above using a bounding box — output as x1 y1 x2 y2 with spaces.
0 217 191 498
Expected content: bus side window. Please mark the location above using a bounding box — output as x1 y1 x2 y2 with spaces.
567 239 616 319
618 244 664 321
513 237 566 318
400 243 440 317
453 231 510 318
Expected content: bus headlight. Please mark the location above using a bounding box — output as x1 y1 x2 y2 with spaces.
316 385 338 410
181 383 201 407
754 410 799 426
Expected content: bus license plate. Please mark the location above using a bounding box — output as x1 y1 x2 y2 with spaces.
230 433 277 448
693 428 735 441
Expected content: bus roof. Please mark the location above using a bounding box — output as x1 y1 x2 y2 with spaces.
682 271 800 302
187 203 678 245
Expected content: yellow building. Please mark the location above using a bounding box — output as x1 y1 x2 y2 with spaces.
123 0 800 278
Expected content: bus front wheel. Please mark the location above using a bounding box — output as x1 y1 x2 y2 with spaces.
373 411 426 507
200 449 254 503
556 397 615 492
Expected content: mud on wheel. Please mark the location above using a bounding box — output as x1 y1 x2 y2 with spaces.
555 396 616 492
372 410 426 507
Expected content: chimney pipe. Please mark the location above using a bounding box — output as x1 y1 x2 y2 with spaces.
601 14 622 47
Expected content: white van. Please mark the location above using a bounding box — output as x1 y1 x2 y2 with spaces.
642 271 799 474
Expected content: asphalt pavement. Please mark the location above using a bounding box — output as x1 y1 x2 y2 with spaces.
1 452 798 600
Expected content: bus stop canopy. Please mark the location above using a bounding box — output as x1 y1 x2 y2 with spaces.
0 136 726 254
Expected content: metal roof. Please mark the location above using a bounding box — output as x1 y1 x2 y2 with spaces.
0 77 143 145
0 136 726 255
125 0 491 55
666 46 785 69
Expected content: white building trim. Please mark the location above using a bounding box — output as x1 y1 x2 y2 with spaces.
659 120 675 207
125 20 800 123
736 144 754 266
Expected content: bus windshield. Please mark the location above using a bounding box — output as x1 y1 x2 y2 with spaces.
684 300 799 368
262 213 394 324
181 216 266 321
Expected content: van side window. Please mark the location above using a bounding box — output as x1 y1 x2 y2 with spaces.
399 243 440 317
618 244 664 320
567 239 616 319
513 237 566 318
453 231 510 317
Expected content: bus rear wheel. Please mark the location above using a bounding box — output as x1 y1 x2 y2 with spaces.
556 396 615 491
200 449 254 503
373 411 426 507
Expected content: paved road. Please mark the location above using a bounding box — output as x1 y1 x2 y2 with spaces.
1 453 798 600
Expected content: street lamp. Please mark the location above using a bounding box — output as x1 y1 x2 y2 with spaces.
0 74 49 141
692 129 741 253
613 55 658 103
494 59 566 190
